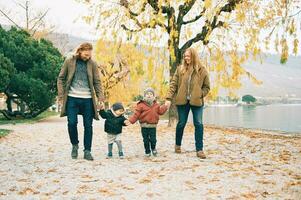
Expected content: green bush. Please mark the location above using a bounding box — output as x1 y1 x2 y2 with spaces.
0 26 63 118
242 95 257 104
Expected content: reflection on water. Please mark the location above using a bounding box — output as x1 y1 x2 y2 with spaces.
191 104 301 133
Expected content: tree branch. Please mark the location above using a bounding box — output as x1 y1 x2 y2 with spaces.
218 0 242 15
121 18 166 32
177 0 197 26
25 1 29 30
182 8 205 25
120 0 148 16
180 0 197 16
147 0 170 14
121 24 141 32
12 0 26 9
120 0 168 32
180 0 242 51
0 9 22 29
29 9 50 32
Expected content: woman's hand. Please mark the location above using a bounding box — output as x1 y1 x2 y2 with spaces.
165 100 171 109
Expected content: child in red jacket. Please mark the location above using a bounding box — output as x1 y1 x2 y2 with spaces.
128 88 168 157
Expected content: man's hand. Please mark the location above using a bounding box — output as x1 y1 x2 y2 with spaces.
165 100 171 109
58 98 63 107
97 101 105 110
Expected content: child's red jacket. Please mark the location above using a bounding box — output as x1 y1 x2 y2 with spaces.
129 100 168 125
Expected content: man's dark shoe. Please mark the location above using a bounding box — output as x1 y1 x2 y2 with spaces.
71 144 79 159
83 150 94 161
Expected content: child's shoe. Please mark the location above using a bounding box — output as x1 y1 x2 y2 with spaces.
119 151 124 159
145 153 151 157
152 149 158 157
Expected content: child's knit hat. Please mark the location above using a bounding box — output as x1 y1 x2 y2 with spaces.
144 88 155 96
112 102 124 111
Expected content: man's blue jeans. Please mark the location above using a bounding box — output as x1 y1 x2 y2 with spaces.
66 96 94 151
176 103 204 151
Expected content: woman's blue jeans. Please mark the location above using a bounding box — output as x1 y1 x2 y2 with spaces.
176 103 204 151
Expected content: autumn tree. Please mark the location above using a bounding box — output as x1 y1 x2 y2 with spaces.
94 39 169 107
78 0 301 123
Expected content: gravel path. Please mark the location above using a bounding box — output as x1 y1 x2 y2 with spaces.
0 115 300 199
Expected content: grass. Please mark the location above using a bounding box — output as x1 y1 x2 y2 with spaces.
0 129 11 138
0 111 59 125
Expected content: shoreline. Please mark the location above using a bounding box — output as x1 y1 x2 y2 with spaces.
205 124 301 137
159 119 301 138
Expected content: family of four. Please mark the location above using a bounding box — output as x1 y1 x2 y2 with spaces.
57 42 210 161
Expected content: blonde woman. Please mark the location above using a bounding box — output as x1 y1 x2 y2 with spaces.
165 48 210 159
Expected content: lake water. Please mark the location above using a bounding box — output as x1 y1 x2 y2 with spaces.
197 104 301 133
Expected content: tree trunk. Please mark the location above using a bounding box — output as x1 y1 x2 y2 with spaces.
29 106 49 118
6 96 12 113
2 91 49 119
168 42 182 127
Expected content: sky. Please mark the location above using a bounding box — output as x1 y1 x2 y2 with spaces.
0 0 300 55
0 0 98 39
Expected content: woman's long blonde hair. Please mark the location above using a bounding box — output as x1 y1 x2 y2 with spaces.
180 48 202 73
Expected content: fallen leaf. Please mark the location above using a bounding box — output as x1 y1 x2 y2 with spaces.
139 177 152 184
47 168 57 173
98 188 116 196
241 193 257 199
261 191 269 197
122 186 134 190
257 180 276 185
129 170 139 174
18 188 39 195
17 178 30 182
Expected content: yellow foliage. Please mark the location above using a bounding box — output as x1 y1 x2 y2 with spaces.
204 0 211 9
207 86 219 100
94 40 168 105
78 0 300 101
293 38 299 55
235 7 245 23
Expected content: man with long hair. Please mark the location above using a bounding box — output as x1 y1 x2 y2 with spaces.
57 42 105 161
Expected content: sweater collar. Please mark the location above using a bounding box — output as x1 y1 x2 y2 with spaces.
110 109 119 117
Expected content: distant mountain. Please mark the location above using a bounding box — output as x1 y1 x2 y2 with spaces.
236 54 301 98
45 32 96 56
0 24 96 56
